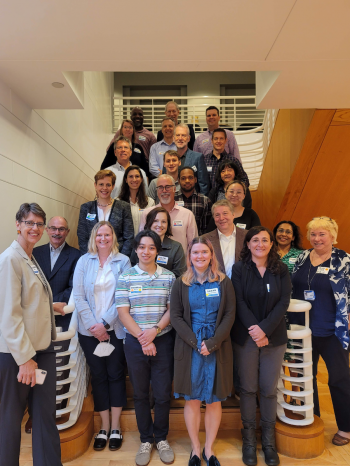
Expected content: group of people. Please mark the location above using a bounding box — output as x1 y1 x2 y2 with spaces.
0 102 349 466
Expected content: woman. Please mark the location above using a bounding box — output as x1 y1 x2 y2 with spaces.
0 203 62 466
231 226 291 466
171 237 236 466
291 217 350 446
225 180 260 230
101 119 149 177
273 220 303 271
208 161 252 208
118 165 155 233
77 169 134 256
130 206 186 278
73 221 131 451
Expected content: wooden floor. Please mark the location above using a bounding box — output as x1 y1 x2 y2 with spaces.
19 359 350 466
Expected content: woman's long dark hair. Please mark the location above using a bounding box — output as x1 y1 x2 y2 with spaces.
273 220 303 250
144 206 173 237
214 160 241 188
240 226 282 274
118 165 149 209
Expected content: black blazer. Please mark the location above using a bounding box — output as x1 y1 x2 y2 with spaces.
77 200 134 256
33 242 81 330
157 123 195 150
101 142 150 178
231 261 291 346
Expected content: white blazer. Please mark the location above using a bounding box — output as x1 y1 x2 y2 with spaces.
0 241 56 365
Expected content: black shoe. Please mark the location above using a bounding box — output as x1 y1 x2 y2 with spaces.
202 448 221 466
25 417 32 434
241 428 257 466
93 429 109 451
109 429 123 451
261 424 280 466
188 451 201 466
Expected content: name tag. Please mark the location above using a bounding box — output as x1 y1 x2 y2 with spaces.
207 166 213 172
157 255 169 265
317 266 329 274
86 213 96 221
176 201 185 206
31 265 39 275
289 257 297 264
139 136 146 141
173 220 183 227
139 209 144 212
159 151 165 155
202 139 209 144
236 223 246 229
304 290 315 301
191 165 197 172
206 288 219 297
134 148 141 153
130 286 142 294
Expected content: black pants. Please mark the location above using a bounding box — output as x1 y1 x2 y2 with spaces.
313 334 350 431
0 351 62 466
78 332 127 412
124 332 174 444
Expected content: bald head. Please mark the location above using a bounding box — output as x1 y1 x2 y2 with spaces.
46 216 69 248
156 174 176 207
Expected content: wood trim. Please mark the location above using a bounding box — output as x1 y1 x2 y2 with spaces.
330 109 350 126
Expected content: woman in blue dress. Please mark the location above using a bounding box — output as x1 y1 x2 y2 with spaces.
171 237 236 466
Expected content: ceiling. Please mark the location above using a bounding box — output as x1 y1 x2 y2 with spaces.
1 0 350 109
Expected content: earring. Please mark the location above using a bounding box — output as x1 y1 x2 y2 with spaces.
17 230 21 234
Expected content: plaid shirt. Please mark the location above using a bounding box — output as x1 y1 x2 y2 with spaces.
174 190 212 236
203 150 249 188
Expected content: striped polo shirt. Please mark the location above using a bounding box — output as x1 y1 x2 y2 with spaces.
115 264 175 336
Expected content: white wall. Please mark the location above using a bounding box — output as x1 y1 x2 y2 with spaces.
0 72 114 252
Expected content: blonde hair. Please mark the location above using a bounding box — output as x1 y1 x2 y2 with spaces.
306 217 338 244
182 237 225 286
88 221 119 255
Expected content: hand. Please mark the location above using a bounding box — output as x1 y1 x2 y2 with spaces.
90 323 109 341
200 341 210 356
138 328 157 346
53 302 67 315
18 359 38 387
142 342 157 356
255 336 269 347
248 325 266 342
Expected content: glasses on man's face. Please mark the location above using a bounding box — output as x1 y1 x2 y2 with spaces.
21 221 45 228
277 228 293 235
156 185 174 192
47 227 68 233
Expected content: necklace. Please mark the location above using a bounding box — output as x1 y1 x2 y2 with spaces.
307 256 330 290
97 199 113 207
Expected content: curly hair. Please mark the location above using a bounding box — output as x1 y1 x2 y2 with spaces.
118 165 149 209
273 220 303 250
214 160 241 188
240 226 282 275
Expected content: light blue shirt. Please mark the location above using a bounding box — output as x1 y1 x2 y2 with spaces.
73 252 131 338
149 140 177 177
50 242 66 271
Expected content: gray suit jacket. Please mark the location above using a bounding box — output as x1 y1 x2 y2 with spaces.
202 227 247 273
0 241 56 365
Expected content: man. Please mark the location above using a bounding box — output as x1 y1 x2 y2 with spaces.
140 174 198 253
194 106 241 162
116 230 176 466
34 216 81 331
156 101 196 150
148 150 181 204
171 124 210 196
174 167 212 236
106 136 147 198
149 118 176 177
202 199 246 278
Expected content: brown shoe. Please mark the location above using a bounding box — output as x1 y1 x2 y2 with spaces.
25 417 32 434
332 433 350 446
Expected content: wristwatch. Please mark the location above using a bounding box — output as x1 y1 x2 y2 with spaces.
153 326 162 335
102 319 110 330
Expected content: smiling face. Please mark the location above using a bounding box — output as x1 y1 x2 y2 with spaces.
115 141 132 167
16 212 45 248
225 182 245 207
309 228 333 253
180 169 196 193
95 224 113 254
151 212 168 241
165 103 180 124
212 131 226 153
131 108 144 129
163 153 181 175
190 243 212 274
213 205 235 235
220 165 236 186
94 176 114 200
46 216 69 249
206 109 220 131
161 119 175 140
121 121 134 141
156 176 175 205
275 223 295 250
247 231 273 262
136 236 158 266
173 126 190 150
126 169 142 191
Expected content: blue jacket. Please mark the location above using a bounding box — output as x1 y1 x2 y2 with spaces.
73 252 131 338
292 248 350 350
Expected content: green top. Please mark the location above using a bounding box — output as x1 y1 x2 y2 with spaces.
280 247 303 273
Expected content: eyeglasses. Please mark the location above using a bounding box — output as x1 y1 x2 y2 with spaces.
122 125 133 131
21 221 45 228
312 216 334 223
156 185 175 192
115 146 130 151
277 228 293 235
47 227 68 233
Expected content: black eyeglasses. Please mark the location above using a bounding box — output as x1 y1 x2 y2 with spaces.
156 185 175 192
21 221 45 228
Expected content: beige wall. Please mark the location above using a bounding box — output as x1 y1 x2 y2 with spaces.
0 72 114 252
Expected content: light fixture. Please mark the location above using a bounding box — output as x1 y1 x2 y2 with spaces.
52 82 64 88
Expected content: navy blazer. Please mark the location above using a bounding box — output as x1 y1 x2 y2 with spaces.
33 242 81 330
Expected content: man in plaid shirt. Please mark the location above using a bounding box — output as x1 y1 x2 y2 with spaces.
174 167 212 236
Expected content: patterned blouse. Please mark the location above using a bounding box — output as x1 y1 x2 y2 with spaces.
280 247 303 273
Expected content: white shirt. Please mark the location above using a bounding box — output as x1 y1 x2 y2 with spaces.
50 242 66 271
107 162 148 199
94 255 116 321
97 205 112 221
130 197 155 234
218 228 236 278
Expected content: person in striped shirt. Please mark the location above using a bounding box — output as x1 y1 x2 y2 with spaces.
116 230 176 466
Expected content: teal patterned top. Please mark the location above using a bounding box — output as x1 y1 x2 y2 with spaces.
280 248 303 273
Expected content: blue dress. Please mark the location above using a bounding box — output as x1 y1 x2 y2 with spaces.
174 280 226 404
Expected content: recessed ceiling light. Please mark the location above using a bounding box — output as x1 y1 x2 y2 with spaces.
52 82 64 88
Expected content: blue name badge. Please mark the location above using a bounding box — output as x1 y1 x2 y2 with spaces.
86 213 96 221
304 290 315 301
130 286 142 294
156 255 168 265
206 288 219 297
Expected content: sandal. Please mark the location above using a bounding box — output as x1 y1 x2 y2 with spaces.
332 433 350 446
